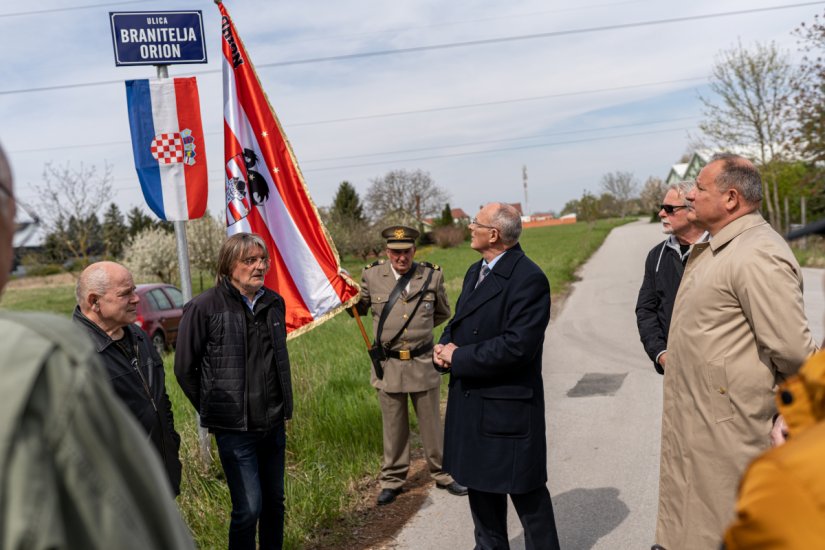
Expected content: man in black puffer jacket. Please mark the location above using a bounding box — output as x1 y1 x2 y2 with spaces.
73 261 183 495
175 232 293 550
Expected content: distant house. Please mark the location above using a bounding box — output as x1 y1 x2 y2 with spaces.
666 150 712 184
451 208 470 224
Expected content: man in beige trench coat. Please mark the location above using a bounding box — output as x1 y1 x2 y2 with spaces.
356 225 467 505
654 153 817 549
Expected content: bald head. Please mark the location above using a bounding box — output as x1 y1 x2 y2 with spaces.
0 144 15 293
77 261 140 338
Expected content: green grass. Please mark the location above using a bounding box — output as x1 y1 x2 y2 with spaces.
0 219 629 548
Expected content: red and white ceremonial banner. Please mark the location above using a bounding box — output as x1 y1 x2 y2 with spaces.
218 2 359 336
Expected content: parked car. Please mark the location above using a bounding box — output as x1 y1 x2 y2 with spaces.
135 283 185 356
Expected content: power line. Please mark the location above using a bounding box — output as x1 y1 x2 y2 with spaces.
291 77 706 127
8 78 705 155
300 127 693 172
0 0 146 18
1 2 821 96
13 125 696 201
302 116 700 163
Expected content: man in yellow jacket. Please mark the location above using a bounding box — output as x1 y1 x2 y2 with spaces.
723 349 825 548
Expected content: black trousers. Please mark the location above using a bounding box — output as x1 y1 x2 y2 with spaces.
468 485 561 550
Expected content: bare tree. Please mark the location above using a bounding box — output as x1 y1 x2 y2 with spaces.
366 169 449 223
699 40 796 228
600 171 638 217
640 176 667 214
34 161 113 267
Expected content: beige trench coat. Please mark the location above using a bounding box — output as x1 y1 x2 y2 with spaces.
357 260 451 393
656 212 816 549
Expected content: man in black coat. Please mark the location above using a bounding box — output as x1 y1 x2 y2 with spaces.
434 202 559 550
73 261 182 495
635 181 706 374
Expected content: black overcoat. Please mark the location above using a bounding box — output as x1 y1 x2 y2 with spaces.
439 243 551 494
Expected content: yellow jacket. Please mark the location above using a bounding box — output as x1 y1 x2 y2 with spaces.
724 350 825 548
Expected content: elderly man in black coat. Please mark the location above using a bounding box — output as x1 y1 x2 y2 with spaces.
434 202 560 550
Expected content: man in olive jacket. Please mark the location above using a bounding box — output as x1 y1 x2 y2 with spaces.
434 203 559 550
73 261 182 495
176 232 293 550
0 143 194 549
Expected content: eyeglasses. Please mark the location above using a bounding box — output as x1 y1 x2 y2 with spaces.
241 256 270 267
470 217 498 231
659 204 688 214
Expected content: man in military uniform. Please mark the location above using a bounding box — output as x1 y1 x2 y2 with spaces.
356 225 467 505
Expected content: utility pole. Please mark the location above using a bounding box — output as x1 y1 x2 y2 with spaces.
522 165 529 219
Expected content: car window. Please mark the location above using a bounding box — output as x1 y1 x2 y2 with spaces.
150 288 173 310
165 286 184 308
142 291 159 311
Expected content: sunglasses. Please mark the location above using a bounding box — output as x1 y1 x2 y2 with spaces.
659 204 688 214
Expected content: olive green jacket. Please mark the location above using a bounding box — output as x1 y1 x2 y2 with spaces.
0 311 194 550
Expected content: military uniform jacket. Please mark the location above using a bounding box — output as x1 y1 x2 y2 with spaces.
357 260 450 393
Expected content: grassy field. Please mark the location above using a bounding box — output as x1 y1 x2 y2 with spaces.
0 219 629 548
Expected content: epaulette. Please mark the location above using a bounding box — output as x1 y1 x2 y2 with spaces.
419 261 441 271
364 259 385 270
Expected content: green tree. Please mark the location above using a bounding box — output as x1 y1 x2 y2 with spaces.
437 203 453 227
331 181 364 222
579 191 600 223
127 207 156 237
102 203 129 259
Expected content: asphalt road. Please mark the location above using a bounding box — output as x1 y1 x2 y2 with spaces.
390 219 825 550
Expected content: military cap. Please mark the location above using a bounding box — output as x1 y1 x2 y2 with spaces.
381 225 419 250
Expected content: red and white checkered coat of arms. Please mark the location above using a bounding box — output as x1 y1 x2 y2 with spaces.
150 129 197 165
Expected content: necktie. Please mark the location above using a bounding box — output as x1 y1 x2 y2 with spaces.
475 265 490 289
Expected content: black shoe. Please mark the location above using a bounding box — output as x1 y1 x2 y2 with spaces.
437 481 468 496
377 487 402 505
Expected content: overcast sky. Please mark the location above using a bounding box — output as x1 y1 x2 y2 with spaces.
2 0 823 225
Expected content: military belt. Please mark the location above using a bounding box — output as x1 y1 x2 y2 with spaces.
386 343 433 361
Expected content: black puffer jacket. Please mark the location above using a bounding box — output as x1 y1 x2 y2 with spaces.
634 238 686 375
72 307 183 495
174 279 293 431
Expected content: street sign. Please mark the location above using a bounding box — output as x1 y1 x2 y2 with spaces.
110 11 207 66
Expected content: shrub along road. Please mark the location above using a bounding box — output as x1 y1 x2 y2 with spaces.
389 218 825 550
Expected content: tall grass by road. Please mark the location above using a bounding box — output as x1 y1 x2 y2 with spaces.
0 219 630 548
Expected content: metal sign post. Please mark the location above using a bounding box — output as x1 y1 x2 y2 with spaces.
112 12 210 465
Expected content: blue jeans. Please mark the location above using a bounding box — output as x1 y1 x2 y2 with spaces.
215 424 286 550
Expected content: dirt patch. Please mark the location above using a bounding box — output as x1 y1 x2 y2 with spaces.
305 453 432 550
6 273 76 290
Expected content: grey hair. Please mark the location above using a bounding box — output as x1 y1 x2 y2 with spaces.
489 203 522 245
708 153 763 204
667 180 694 206
76 264 111 305
216 232 269 285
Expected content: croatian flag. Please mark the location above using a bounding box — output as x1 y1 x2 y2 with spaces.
125 77 208 221
219 3 359 336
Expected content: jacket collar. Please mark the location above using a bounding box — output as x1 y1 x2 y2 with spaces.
451 243 525 324
219 276 278 308
709 211 767 252
72 306 138 353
